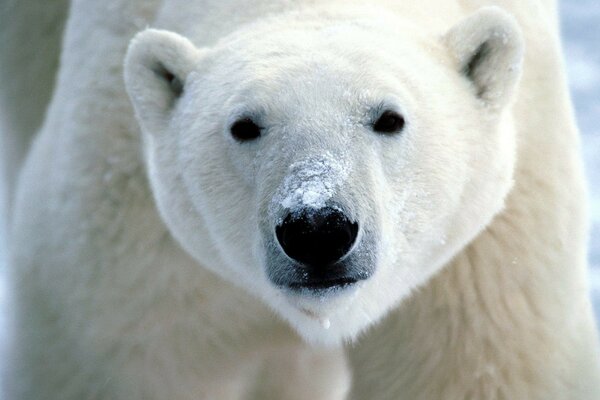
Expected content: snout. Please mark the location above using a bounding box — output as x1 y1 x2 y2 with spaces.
276 207 358 267
274 206 367 290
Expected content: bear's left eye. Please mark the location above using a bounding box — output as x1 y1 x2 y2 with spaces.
373 110 405 134
230 118 262 142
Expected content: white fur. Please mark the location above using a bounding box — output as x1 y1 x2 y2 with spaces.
2 0 599 399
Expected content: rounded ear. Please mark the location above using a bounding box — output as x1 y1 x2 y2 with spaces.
444 7 524 110
124 29 202 134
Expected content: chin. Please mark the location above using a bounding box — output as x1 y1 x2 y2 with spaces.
263 279 371 346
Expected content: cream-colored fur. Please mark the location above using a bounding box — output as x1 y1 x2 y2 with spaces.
1 0 598 399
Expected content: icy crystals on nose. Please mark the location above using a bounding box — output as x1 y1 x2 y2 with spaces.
277 152 349 212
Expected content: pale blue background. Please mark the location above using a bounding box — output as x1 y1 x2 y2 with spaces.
562 1 600 317
0 1 599 394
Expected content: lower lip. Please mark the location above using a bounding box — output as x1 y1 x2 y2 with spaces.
286 277 358 292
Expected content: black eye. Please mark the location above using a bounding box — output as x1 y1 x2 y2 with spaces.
373 110 405 134
230 118 261 141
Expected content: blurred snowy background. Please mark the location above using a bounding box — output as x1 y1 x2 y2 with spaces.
0 1 599 395
562 0 600 319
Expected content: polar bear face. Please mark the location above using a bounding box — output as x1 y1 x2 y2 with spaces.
125 7 523 345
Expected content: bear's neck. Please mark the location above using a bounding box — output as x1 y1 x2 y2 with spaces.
349 128 600 399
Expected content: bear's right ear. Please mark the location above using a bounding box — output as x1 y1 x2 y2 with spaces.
444 7 524 111
124 29 202 134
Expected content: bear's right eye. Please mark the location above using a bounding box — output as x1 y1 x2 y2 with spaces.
373 110 405 134
230 118 262 142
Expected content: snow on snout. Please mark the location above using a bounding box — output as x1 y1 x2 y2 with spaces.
274 152 350 214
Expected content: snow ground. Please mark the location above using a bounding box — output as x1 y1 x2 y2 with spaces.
0 2 599 395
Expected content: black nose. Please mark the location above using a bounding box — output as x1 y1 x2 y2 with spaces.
275 207 359 267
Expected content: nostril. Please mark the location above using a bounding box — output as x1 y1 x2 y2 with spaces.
275 207 359 267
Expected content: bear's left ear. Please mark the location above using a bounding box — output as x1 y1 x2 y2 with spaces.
124 29 203 134
444 7 524 110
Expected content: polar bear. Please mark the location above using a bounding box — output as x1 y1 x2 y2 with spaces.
1 0 599 399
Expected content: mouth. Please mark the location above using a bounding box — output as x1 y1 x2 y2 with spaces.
286 276 359 291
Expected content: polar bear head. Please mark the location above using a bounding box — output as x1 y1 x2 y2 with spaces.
124 6 523 345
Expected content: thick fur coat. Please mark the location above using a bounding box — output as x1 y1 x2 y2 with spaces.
1 0 599 399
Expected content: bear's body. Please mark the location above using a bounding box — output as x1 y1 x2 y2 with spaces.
2 0 599 399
